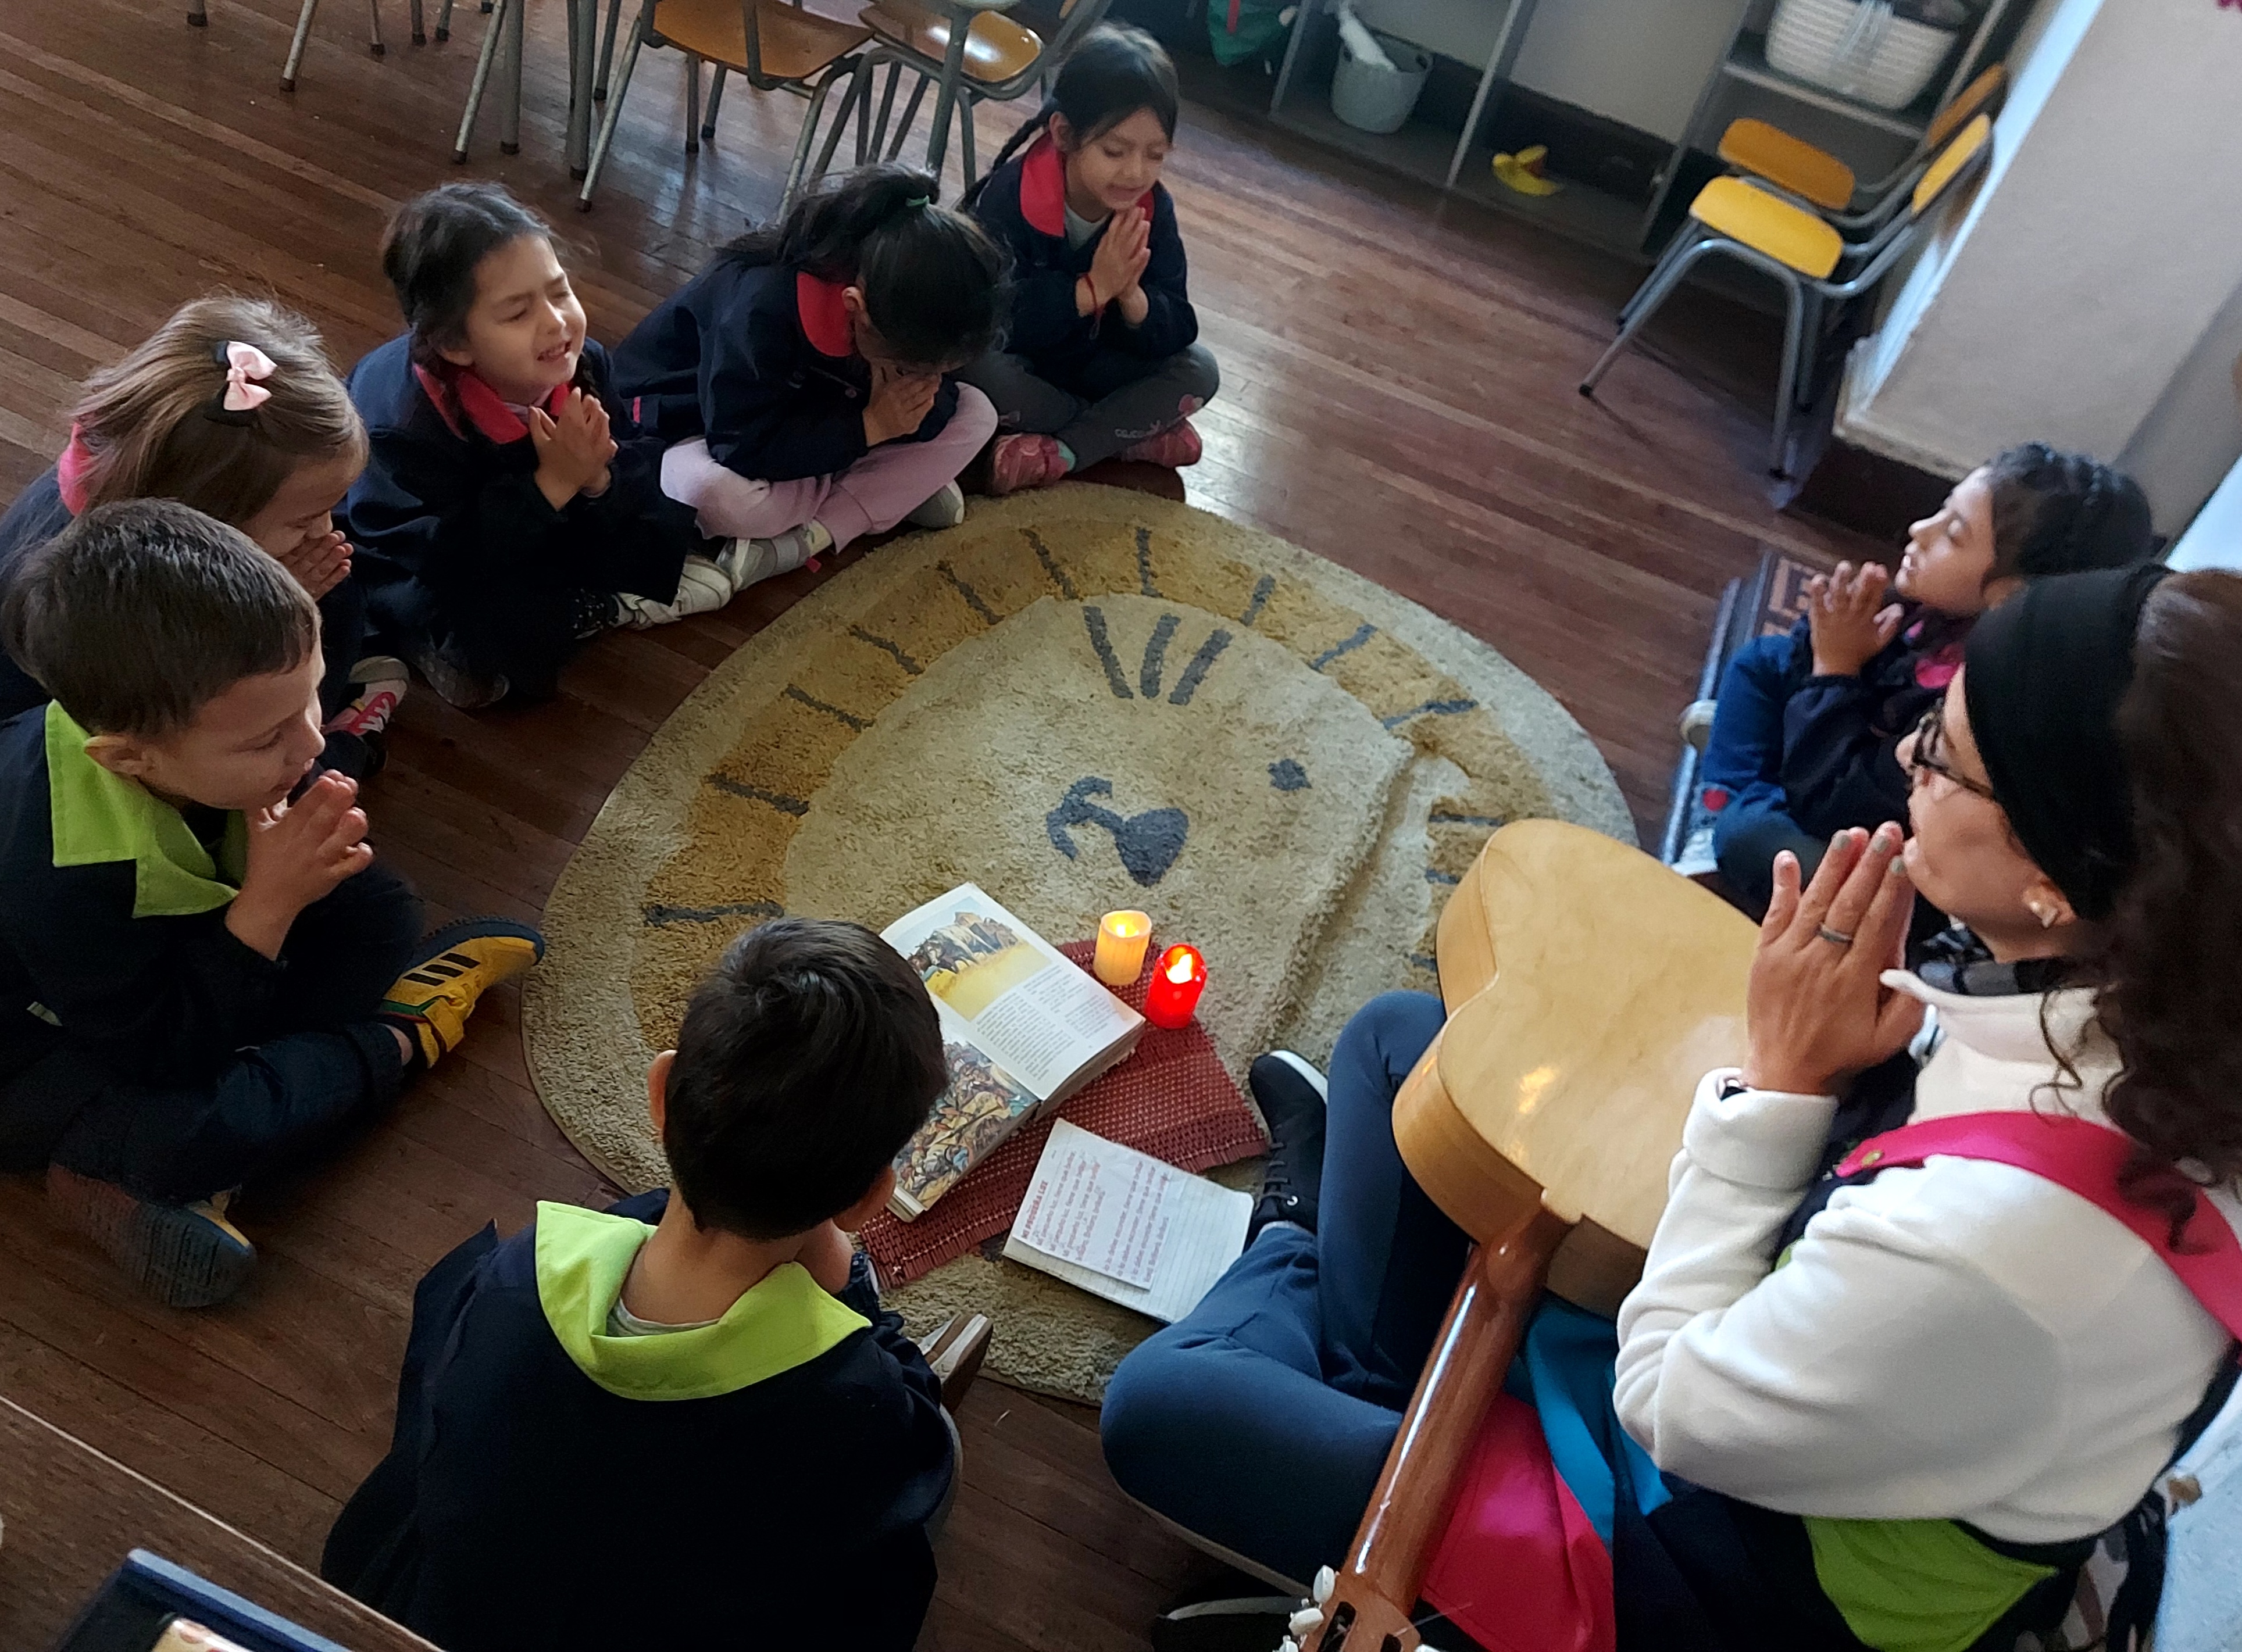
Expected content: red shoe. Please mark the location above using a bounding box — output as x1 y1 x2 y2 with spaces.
988 433 1068 496
1118 419 1203 470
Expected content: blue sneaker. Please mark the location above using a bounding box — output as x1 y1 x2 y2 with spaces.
47 1167 256 1309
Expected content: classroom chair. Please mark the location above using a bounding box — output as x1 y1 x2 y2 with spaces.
1720 63 2005 231
798 0 1109 195
1581 113 1993 479
576 0 874 208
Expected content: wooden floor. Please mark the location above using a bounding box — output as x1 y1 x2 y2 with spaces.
0 1 1883 1645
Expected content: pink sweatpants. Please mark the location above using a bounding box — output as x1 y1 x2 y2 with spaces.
658 385 998 550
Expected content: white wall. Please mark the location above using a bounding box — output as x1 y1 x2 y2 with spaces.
1836 0 2242 533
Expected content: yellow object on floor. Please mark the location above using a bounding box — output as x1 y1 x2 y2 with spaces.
1687 176 1844 279
1492 144 1562 197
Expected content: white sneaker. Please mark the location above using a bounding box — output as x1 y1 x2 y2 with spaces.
715 521 834 589
1679 698 1718 753
613 555 737 628
905 481 966 531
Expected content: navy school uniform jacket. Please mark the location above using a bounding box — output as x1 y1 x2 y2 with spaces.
322 1188 954 1652
970 133 1198 392
0 461 368 732
609 258 960 484
343 336 700 693
0 700 266 1102
1776 608 1970 840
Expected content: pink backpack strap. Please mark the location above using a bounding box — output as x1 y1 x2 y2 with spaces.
1834 1113 2242 1340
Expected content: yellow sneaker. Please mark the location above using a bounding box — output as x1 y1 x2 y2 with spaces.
381 917 545 1067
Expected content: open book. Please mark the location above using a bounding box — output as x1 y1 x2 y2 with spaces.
881 885 1145 1220
1002 1120 1252 1322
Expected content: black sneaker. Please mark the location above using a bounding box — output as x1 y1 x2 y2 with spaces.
1247 1051 1329 1242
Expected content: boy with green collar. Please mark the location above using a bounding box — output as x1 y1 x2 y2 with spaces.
0 500 540 1307
322 918 962 1652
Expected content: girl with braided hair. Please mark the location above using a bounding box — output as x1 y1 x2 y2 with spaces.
1698 442 2156 917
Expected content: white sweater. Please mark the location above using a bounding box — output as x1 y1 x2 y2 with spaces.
1613 971 2240 1545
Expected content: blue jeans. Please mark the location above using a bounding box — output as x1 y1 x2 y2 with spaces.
1101 991 1470 1587
1701 632 1822 913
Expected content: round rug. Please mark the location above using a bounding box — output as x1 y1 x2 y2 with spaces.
524 484 1632 1401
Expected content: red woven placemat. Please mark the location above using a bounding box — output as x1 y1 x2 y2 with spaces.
861 939 1268 1286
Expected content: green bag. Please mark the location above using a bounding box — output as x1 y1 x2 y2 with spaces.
1209 0 1294 66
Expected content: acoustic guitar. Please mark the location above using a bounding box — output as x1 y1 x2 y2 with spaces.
1310 820 1756 1651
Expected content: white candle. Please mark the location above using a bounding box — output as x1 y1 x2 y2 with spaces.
1094 910 1152 986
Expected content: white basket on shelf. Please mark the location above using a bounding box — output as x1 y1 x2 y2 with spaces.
1765 0 1965 111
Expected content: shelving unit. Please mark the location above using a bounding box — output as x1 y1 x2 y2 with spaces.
1268 0 1542 191
1638 0 2017 250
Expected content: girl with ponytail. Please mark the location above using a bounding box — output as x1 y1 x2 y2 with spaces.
611 163 1004 589
961 24 1219 494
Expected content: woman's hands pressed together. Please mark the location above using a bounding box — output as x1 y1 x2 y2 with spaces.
863 362 942 446
529 387 617 510
274 527 354 600
1742 824 1925 1097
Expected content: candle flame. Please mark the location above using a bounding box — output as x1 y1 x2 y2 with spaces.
1166 953 1198 982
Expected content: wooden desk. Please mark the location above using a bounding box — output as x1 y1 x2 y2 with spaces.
0 1397 433 1652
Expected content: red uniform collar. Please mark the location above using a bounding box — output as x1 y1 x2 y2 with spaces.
1018 131 1156 239
795 271 854 358
56 423 95 516
412 361 571 444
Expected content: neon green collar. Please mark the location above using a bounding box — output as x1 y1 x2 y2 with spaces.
45 702 247 918
533 1202 870 1401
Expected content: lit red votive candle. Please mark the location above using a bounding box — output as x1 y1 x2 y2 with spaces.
1143 944 1206 1029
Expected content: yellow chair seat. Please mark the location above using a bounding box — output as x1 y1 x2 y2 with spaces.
862 0 1043 81
656 0 871 81
1688 176 1844 280
1925 63 2005 153
1911 112 1991 215
1718 117 1854 212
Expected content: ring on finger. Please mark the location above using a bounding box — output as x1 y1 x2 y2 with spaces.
1816 924 1855 947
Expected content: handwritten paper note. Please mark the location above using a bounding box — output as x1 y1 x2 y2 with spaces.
1005 1120 1252 1322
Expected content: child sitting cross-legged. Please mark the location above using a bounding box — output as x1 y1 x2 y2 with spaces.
612 163 1004 589
962 24 1219 494
0 502 541 1307
322 918 961 1652
346 183 722 711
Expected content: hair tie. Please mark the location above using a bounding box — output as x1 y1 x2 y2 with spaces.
204 339 276 425
905 195 931 209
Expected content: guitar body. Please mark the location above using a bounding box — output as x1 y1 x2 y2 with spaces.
1313 821 1754 1651
1397 820 1758 1313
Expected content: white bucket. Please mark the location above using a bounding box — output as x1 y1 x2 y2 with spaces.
1331 29 1431 135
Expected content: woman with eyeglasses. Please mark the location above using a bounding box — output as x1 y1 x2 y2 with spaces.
1105 567 2242 1652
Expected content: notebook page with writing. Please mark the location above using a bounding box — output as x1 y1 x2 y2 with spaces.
1002 1120 1252 1323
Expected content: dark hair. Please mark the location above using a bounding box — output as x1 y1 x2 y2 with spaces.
381 182 555 367
972 24 1179 205
661 917 946 1241
0 500 319 737
1983 444 2157 580
724 163 1005 369
73 295 366 527
2094 571 2242 1226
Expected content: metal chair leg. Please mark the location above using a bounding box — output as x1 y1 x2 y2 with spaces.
188 0 208 26
369 0 386 54
923 26 968 179
281 0 320 88
452 0 507 160
787 60 863 206
579 5 646 207
410 0 426 44
958 87 976 191
701 64 726 140
435 0 453 40
594 0 623 96
684 53 701 153
869 59 901 155
854 58 872 164
887 73 928 161
1769 276 1807 476
1620 228 1691 329
498 0 523 153
1580 240 1718 395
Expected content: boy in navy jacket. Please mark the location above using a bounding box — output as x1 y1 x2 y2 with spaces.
0 502 538 1307
345 185 720 711
323 917 960 1652
962 26 1219 494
